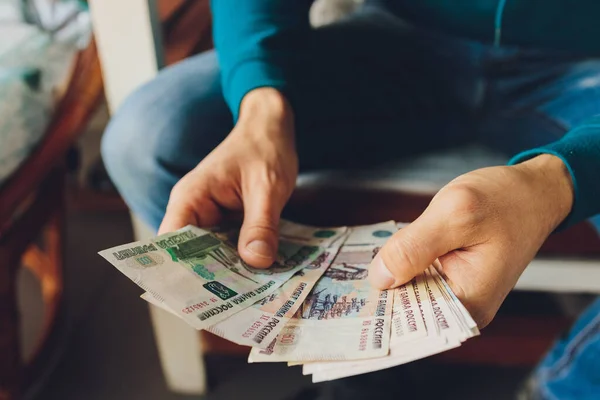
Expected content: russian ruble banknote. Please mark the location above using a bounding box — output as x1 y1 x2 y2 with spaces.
303 267 479 382
99 220 347 330
139 222 348 347
101 217 479 381
143 239 345 348
207 243 343 348
248 221 397 363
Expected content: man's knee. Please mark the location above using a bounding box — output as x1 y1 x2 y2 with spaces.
101 80 196 230
101 66 232 227
101 82 166 197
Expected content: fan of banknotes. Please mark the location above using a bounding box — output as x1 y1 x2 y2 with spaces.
99 220 479 382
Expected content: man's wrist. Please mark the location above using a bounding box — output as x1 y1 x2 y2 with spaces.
238 87 293 124
516 154 575 230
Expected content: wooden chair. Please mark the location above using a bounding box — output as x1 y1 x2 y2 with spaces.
90 0 600 395
0 2 215 398
0 39 104 399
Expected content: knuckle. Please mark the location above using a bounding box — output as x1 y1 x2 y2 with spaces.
168 180 187 202
253 165 295 194
447 183 484 212
170 179 196 201
169 176 211 211
170 177 186 194
441 183 487 228
256 166 282 187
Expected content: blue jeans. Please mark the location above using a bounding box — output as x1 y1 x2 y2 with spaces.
101 7 600 399
527 298 600 399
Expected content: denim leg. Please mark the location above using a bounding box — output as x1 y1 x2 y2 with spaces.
528 298 600 400
478 50 600 399
101 50 233 231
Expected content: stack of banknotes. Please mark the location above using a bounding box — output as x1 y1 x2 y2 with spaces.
99 219 479 382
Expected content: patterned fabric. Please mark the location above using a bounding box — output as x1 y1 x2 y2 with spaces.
0 25 51 185
0 0 89 186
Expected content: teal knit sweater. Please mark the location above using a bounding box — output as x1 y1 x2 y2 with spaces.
211 0 600 229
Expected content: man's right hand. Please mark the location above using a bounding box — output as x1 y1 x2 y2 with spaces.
158 88 298 268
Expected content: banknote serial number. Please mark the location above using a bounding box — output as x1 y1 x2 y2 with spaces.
358 320 372 351
181 298 218 314
243 314 273 339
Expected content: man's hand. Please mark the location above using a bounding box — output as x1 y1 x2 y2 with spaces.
159 88 298 268
369 154 574 327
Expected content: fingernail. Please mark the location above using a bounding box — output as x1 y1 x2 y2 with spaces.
246 240 273 259
368 254 396 289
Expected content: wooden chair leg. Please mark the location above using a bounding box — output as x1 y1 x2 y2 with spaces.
0 254 21 400
20 208 65 364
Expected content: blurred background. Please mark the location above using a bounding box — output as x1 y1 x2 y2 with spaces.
1 1 599 399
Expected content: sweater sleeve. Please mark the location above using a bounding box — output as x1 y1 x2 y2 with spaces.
210 0 313 120
508 115 600 229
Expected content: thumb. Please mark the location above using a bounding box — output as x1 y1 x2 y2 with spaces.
369 212 459 289
238 185 286 269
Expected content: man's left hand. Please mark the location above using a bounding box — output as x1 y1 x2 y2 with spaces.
369 154 574 327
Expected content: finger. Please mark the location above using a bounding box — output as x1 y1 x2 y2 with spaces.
158 186 222 235
369 210 461 289
238 185 286 269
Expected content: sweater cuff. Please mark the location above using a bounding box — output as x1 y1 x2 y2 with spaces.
224 59 287 121
508 129 600 229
